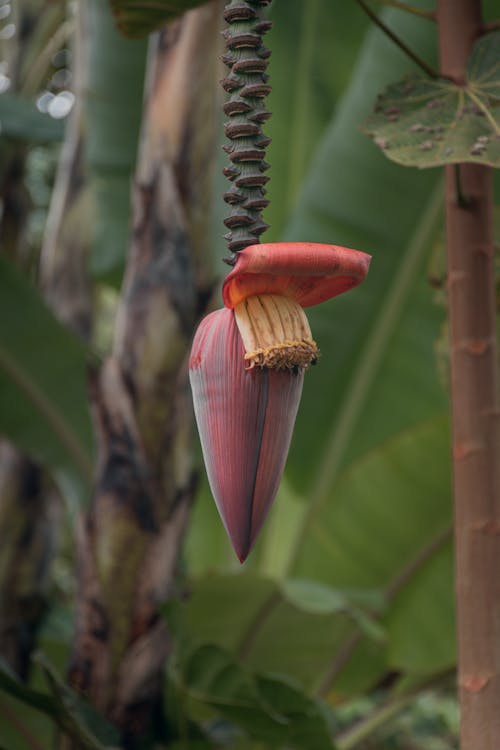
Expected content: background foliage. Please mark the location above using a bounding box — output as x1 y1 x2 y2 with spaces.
0 0 498 747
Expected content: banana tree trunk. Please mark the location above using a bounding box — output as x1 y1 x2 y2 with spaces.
64 3 221 744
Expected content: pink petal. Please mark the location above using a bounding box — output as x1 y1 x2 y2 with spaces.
189 308 303 562
223 242 371 309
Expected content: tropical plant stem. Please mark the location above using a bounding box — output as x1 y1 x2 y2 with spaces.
222 0 273 257
437 3 500 749
354 0 438 77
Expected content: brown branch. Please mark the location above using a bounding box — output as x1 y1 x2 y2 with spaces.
315 633 361 697
354 0 438 77
384 525 452 599
236 589 280 661
437 3 500 749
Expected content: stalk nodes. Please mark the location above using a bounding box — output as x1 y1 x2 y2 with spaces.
222 0 273 258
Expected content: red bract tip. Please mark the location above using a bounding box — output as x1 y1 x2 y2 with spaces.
189 308 303 562
223 242 371 309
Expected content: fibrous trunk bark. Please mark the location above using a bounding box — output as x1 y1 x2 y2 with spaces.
64 4 221 746
437 3 500 748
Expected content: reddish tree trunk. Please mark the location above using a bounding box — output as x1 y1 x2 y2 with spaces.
437 2 500 748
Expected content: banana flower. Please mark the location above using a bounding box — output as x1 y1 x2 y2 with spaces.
189 242 370 561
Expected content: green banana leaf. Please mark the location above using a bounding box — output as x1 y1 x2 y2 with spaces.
170 642 336 749
0 256 94 502
265 0 369 239
275 5 452 688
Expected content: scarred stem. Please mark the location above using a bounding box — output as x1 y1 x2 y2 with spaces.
437 3 500 749
354 0 438 78
222 0 272 259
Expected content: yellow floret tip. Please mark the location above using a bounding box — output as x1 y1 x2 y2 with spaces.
244 340 319 370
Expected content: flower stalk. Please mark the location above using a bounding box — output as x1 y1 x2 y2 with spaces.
189 4 372 563
222 0 273 257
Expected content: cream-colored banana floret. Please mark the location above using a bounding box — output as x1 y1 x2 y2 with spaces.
234 294 319 369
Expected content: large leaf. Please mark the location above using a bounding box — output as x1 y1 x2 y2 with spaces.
365 31 500 168
172 642 336 749
283 3 444 493
264 0 369 240
175 573 385 694
272 2 452 689
0 256 93 498
385 539 456 674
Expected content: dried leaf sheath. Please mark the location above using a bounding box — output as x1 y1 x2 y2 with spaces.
189 308 303 561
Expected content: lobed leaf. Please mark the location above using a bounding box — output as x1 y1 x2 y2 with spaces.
364 31 500 168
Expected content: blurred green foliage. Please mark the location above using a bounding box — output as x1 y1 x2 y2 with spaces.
2 0 499 747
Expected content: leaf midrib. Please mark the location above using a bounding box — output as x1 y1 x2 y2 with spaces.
0 345 93 480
